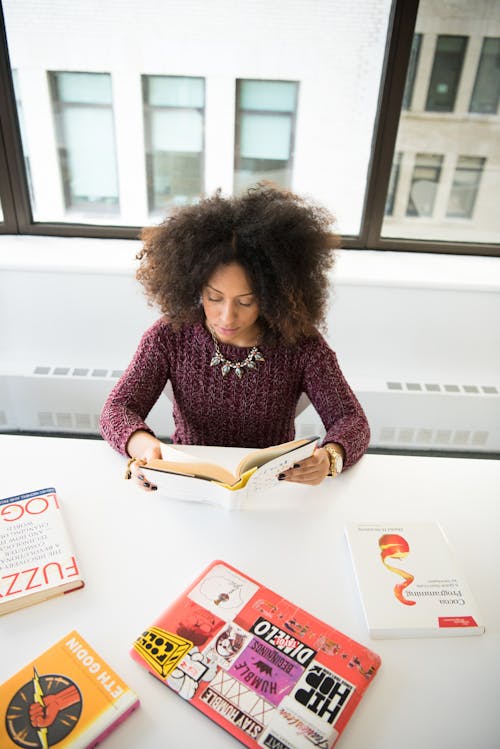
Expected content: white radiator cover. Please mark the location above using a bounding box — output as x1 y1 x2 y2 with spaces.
1 369 498 453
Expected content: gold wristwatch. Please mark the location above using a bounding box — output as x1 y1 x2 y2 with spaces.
324 444 344 477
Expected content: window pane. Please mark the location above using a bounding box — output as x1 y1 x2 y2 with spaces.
234 79 298 194
446 156 485 218
426 36 467 112
469 38 500 114
3 0 392 231
239 80 297 112
382 0 500 244
402 34 422 110
51 72 119 214
143 75 205 214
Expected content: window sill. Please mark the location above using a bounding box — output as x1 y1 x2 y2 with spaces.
1 234 500 292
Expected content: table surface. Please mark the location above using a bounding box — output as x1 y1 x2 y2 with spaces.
1 434 499 749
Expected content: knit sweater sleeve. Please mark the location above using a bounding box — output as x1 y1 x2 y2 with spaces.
302 336 370 469
99 320 170 455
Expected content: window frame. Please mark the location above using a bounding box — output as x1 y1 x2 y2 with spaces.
0 1 499 256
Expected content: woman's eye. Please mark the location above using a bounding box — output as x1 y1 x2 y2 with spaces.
208 296 222 303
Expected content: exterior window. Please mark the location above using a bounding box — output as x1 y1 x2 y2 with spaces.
385 151 401 216
446 156 485 218
406 153 443 217
234 79 298 194
12 70 35 209
402 34 422 110
50 72 119 213
469 38 500 114
426 36 467 112
143 76 205 214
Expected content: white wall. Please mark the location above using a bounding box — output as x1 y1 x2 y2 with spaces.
1 236 499 451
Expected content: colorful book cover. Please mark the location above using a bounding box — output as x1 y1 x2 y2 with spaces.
345 522 485 639
0 630 139 749
0 488 84 616
130 560 381 748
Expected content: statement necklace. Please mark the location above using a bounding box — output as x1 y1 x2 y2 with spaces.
209 327 264 379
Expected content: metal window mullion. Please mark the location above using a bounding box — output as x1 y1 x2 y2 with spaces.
0 4 32 232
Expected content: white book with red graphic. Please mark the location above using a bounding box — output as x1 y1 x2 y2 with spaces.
345 522 485 639
0 487 84 616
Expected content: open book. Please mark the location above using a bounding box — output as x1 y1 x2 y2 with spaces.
142 436 319 509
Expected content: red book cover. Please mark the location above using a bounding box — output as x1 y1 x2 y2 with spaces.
131 560 381 748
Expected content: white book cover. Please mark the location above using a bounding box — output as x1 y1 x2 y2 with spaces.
345 522 485 639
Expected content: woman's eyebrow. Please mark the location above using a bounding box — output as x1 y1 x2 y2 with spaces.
206 284 255 297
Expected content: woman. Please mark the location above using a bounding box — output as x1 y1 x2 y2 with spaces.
100 186 370 491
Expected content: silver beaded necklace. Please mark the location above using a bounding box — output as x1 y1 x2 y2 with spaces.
209 327 264 379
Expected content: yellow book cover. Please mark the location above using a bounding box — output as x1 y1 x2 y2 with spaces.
0 630 139 749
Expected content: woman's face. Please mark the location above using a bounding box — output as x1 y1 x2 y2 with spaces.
202 262 260 347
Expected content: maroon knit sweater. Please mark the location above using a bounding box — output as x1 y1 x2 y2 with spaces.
100 319 370 469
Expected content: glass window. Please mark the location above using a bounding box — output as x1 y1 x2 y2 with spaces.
50 71 119 215
385 151 401 216
382 0 500 245
11 69 35 209
426 36 467 112
469 38 500 114
402 34 422 110
234 79 298 194
446 156 485 218
406 153 443 217
2 1 392 235
143 76 205 214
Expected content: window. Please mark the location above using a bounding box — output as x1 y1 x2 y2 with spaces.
402 34 422 110
143 76 205 214
385 151 401 215
446 156 485 218
234 79 298 194
1 0 499 254
469 38 500 114
50 72 119 215
426 36 467 112
406 154 443 217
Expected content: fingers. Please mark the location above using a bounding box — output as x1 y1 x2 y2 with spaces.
280 450 330 486
130 458 157 492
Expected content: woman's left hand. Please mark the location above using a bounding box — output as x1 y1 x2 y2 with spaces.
280 447 331 486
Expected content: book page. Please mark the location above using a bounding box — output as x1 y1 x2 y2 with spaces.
236 436 319 477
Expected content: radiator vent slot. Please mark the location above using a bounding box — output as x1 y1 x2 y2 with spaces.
37 411 101 431
386 381 498 395
33 366 123 379
379 426 490 448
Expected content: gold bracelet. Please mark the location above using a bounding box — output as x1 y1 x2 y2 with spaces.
124 457 137 480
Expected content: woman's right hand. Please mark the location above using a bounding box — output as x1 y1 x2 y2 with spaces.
126 430 162 492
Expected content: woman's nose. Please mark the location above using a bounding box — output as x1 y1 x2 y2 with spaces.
220 301 237 322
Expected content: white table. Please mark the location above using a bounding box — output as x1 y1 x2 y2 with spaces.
1 435 499 749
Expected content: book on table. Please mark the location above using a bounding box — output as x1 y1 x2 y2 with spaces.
142 435 320 508
130 559 381 749
0 487 85 616
0 630 139 749
345 521 485 639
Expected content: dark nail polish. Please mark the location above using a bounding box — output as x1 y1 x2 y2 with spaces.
151 486 157 491
138 474 145 481
293 463 301 469
143 481 150 488
278 473 285 480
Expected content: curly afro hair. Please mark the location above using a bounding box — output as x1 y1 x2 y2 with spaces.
136 184 340 344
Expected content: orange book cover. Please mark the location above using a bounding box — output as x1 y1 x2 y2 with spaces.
0 487 84 616
131 560 381 748
0 630 139 749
